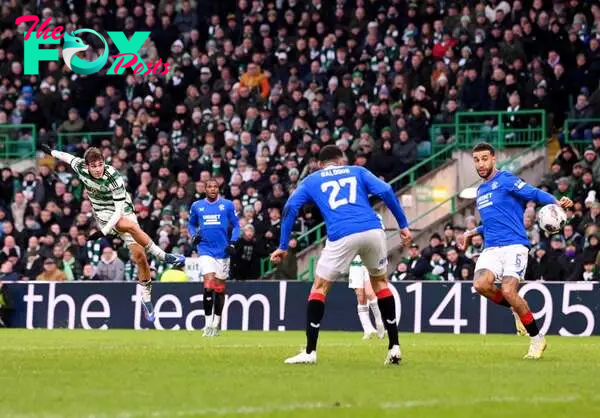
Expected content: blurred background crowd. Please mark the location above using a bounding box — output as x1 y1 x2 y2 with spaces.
1 0 600 283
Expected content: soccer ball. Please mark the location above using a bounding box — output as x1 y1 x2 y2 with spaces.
537 204 567 235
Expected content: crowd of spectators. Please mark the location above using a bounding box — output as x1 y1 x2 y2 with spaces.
2 0 600 282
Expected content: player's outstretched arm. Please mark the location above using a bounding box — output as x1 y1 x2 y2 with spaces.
507 175 573 209
360 168 412 246
38 144 81 167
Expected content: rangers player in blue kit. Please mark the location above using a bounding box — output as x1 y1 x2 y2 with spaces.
189 179 240 337
270 145 412 365
459 143 572 359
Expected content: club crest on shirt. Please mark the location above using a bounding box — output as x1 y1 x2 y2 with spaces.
219 204 225 211
491 181 499 190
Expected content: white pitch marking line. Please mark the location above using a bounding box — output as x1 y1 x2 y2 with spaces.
7 395 596 418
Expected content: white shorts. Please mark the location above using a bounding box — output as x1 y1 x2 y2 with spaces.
474 244 529 281
348 264 369 289
198 255 230 280
95 212 138 247
316 229 387 281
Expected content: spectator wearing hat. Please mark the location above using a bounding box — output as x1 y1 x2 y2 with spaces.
443 223 458 249
580 201 600 234
581 146 600 182
573 168 599 205
554 176 573 201
553 145 579 176
421 233 445 260
36 258 66 281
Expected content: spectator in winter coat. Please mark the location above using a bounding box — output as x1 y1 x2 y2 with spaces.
368 140 402 182
527 243 554 281
239 63 270 100
390 262 414 282
581 147 600 183
231 225 265 281
393 129 418 171
560 243 584 281
94 247 125 281
443 247 471 281
35 258 66 281
59 249 83 281
562 223 584 251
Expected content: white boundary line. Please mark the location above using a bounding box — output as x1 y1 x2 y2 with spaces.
6 395 596 418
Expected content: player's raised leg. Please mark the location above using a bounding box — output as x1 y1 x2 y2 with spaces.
501 276 547 359
116 217 185 268
128 242 155 322
283 275 333 364
470 248 528 336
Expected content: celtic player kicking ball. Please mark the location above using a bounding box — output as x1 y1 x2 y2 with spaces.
40 145 185 321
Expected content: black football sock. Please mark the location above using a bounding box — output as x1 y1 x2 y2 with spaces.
214 290 225 317
203 288 214 319
377 288 399 349
520 311 540 337
306 293 326 354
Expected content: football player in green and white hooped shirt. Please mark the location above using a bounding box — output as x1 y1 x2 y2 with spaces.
40 145 186 321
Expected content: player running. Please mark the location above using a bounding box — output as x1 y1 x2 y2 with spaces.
188 179 240 337
349 254 385 340
39 145 186 321
459 142 572 359
270 145 412 365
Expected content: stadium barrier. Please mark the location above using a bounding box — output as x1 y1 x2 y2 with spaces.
4 281 599 335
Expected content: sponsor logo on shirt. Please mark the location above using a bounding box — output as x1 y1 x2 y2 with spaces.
202 214 222 225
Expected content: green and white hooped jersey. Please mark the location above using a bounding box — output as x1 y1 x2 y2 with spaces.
70 157 134 218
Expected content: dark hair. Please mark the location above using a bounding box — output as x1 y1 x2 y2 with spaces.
206 178 219 186
318 145 344 162
472 142 495 156
84 147 104 165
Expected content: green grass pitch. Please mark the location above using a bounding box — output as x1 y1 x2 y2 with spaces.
1 330 599 418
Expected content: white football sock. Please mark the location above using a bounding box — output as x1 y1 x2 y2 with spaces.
357 304 375 333
145 241 166 261
368 298 384 328
213 315 221 329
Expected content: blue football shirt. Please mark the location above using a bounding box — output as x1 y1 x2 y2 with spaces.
188 197 240 258
278 165 408 250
